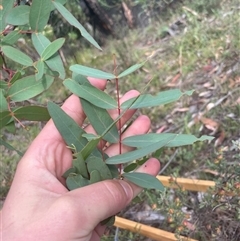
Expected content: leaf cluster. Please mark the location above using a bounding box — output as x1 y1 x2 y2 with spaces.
0 0 100 151
0 0 213 226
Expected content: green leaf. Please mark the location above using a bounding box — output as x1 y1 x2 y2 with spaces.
62 167 77 179
0 80 8 91
13 106 50 121
82 133 98 141
47 101 86 152
137 157 148 165
0 110 12 129
6 5 30 25
10 71 21 84
81 137 101 160
121 89 195 109
0 137 23 156
123 172 165 191
118 62 145 78
1 29 22 45
7 75 54 102
105 136 174 164
32 33 66 79
63 78 117 109
35 60 45 81
87 156 112 180
70 65 115 79
52 1 101 50
0 0 15 32
45 53 66 79
73 153 89 179
81 99 119 143
73 74 89 85
123 163 138 172
122 133 214 148
41 38 65 61
107 164 119 178
32 33 50 54
29 0 52 32
90 170 102 184
0 89 8 110
66 174 90 190
51 0 67 11
1 46 33 66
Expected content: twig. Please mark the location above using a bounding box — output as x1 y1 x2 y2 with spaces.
114 227 119 241
159 149 178 175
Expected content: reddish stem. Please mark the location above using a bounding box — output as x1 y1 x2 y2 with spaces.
116 77 122 154
113 55 123 174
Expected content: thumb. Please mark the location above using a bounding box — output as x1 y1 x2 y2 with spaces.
65 158 160 227
67 178 133 227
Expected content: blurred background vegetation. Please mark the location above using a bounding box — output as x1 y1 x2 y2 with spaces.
1 0 240 240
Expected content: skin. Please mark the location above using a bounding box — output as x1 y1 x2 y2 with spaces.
1 78 160 241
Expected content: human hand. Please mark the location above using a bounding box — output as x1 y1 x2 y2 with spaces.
1 78 160 241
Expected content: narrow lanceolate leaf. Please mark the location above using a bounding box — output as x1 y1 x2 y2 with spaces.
51 0 67 11
0 111 12 129
63 78 117 109
122 133 214 148
118 62 145 78
29 0 52 32
123 163 138 173
123 172 165 191
35 60 45 81
0 0 15 32
10 71 22 84
70 65 115 80
41 38 65 61
32 33 66 79
0 89 8 110
80 137 101 160
121 89 195 109
106 136 174 164
66 174 90 190
13 106 50 121
52 1 101 50
81 99 119 143
82 133 98 141
1 30 22 45
47 101 87 152
2 46 33 66
6 5 30 25
7 75 54 102
0 138 23 156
